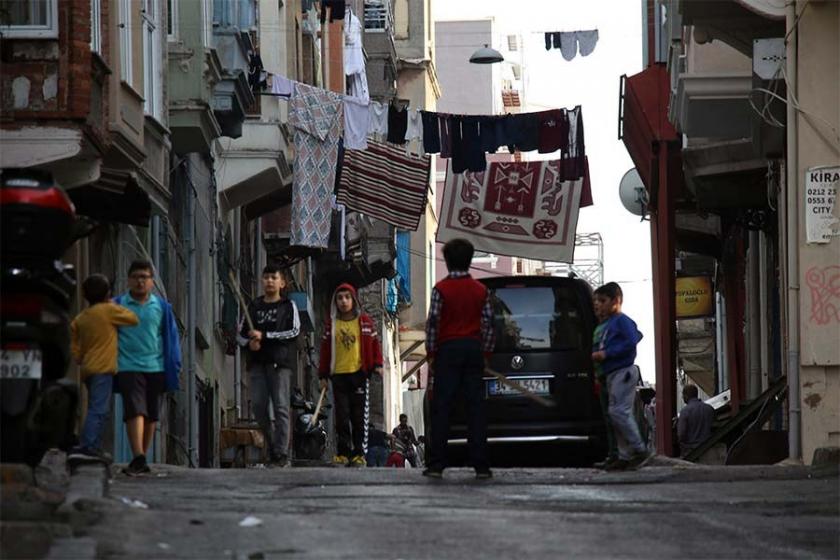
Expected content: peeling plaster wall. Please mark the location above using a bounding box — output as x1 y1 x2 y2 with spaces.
796 2 840 463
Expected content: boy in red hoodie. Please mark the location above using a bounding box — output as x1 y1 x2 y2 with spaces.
319 283 383 467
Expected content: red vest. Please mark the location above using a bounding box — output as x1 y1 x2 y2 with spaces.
435 276 488 345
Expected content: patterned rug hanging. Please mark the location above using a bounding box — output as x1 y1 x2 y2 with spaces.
437 158 590 263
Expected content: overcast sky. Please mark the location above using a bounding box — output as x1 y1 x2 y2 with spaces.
435 0 656 382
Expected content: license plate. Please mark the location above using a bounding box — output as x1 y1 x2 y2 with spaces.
487 377 550 397
0 349 43 379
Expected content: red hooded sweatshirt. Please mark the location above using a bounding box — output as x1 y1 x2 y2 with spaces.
318 283 383 378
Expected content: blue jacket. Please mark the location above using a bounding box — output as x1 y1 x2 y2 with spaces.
114 293 182 392
600 313 643 376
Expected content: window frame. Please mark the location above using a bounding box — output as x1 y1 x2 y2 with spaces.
166 0 178 41
0 0 59 39
119 0 133 86
90 0 102 54
142 0 164 122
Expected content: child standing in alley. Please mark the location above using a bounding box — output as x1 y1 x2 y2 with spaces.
592 290 619 470
424 239 495 479
68 274 139 463
591 282 648 470
238 264 300 467
318 283 383 467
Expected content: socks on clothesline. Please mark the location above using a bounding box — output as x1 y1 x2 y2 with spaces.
544 30 599 61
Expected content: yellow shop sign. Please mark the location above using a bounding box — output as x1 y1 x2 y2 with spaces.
676 276 713 318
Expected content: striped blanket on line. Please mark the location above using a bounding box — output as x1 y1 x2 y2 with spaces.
337 140 431 231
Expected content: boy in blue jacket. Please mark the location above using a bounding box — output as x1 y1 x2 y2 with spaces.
115 260 182 476
591 282 648 470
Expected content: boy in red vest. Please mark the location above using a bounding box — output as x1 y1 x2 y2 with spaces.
318 283 383 467
423 239 495 479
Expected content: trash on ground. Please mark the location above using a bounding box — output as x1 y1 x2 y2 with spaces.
239 515 263 527
119 496 149 509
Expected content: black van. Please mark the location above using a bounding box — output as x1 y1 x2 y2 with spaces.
424 275 605 465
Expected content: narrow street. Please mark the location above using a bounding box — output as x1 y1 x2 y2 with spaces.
66 464 839 559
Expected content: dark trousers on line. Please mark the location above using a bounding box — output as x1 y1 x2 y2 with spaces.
429 339 489 471
332 370 369 457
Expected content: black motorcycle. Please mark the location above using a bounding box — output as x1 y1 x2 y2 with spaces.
290 388 330 461
1 170 80 465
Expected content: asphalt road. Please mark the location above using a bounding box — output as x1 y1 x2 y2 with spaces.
69 464 838 559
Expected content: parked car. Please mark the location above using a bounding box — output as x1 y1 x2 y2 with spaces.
424 275 606 466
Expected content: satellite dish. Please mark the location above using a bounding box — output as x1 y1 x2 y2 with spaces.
619 168 648 217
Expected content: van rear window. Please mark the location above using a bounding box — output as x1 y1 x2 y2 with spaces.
489 286 587 352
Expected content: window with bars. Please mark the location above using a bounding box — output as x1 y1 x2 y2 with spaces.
0 0 57 38
364 0 388 31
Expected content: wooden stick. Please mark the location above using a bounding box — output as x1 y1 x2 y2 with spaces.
484 368 556 408
228 270 255 332
310 387 327 428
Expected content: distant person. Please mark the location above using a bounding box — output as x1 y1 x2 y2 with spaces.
318 283 383 468
238 264 300 468
366 422 389 467
68 274 139 463
424 239 495 480
392 414 419 467
591 282 648 471
592 292 619 470
115 261 182 476
678 384 715 458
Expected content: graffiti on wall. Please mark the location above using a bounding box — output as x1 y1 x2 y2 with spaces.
805 265 840 325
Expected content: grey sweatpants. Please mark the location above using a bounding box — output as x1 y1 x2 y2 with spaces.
606 365 646 460
249 363 292 459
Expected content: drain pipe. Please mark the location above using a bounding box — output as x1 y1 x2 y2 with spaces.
185 161 199 468
785 2 802 461
233 208 242 419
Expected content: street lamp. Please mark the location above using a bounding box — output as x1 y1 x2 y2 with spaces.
469 44 504 64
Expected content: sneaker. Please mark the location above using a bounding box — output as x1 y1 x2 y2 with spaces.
475 469 493 480
122 454 150 476
422 468 443 479
349 455 367 468
593 457 619 470
68 447 104 463
332 455 349 466
604 459 629 472
626 451 651 470
270 454 290 468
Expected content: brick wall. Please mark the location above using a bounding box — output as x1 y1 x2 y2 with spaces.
0 0 94 125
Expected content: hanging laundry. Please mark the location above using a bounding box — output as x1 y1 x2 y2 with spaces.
437 158 592 263
320 0 346 23
337 140 431 231
289 82 344 249
343 9 364 77
538 109 569 154
368 101 389 141
269 74 294 97
387 104 408 145
501 113 539 153
449 116 485 173
420 111 441 154
439 114 453 158
479 115 501 153
545 29 599 60
248 52 265 94
576 30 599 56
404 109 424 156
343 96 369 150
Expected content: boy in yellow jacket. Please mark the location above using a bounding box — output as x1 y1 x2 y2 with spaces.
68 274 138 463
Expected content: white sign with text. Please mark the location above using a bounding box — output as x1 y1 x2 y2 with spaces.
805 165 840 243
